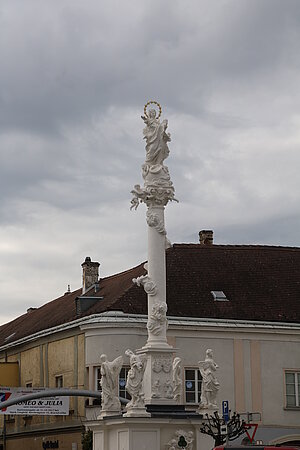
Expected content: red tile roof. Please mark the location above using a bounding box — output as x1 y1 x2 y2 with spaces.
0 244 299 346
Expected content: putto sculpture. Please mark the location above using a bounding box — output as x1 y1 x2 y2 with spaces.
198 349 220 411
98 354 123 418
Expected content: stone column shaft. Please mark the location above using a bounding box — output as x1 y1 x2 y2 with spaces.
146 205 168 348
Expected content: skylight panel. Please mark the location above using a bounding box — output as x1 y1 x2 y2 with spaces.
211 291 228 301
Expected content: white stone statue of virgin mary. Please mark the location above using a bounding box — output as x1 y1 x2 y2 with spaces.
141 108 171 166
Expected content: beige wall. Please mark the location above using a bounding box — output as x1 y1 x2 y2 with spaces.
0 331 86 446
20 346 41 386
84 321 300 432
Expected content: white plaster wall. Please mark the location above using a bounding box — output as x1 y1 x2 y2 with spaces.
174 334 235 410
118 430 129 450
85 327 148 366
83 320 300 436
260 339 300 427
93 430 104 450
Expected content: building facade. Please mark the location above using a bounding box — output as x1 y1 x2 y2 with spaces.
0 235 300 449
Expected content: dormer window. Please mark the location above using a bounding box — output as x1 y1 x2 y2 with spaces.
211 291 228 301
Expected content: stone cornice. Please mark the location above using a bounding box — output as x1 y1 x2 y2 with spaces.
1 311 299 352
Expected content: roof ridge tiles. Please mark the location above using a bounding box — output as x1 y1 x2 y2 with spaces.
172 243 300 251
99 261 146 282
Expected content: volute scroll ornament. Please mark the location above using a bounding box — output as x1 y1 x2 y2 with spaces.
132 274 157 296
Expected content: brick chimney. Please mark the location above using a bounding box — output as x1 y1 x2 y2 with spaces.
199 230 213 245
81 257 100 294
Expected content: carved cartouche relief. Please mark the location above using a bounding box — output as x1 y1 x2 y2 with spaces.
166 430 194 450
146 210 166 235
151 355 174 400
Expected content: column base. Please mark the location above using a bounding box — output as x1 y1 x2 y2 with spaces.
123 407 151 418
137 346 177 405
98 409 122 419
197 406 218 415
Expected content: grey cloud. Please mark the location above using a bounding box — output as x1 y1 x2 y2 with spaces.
1 0 300 324
3 0 300 134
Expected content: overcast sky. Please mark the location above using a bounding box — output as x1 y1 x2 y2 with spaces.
1 0 300 325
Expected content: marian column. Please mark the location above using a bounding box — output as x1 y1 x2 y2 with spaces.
131 101 177 404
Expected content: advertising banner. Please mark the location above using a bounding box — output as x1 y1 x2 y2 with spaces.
0 387 69 415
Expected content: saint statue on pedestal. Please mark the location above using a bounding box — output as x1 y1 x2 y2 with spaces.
198 349 220 409
125 349 147 409
100 354 123 412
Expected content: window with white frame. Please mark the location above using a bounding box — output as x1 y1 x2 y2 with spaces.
185 368 202 403
95 366 131 400
285 371 300 408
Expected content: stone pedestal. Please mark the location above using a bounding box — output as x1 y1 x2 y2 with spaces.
197 406 219 416
123 406 150 418
98 409 122 419
87 415 211 450
138 346 177 405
